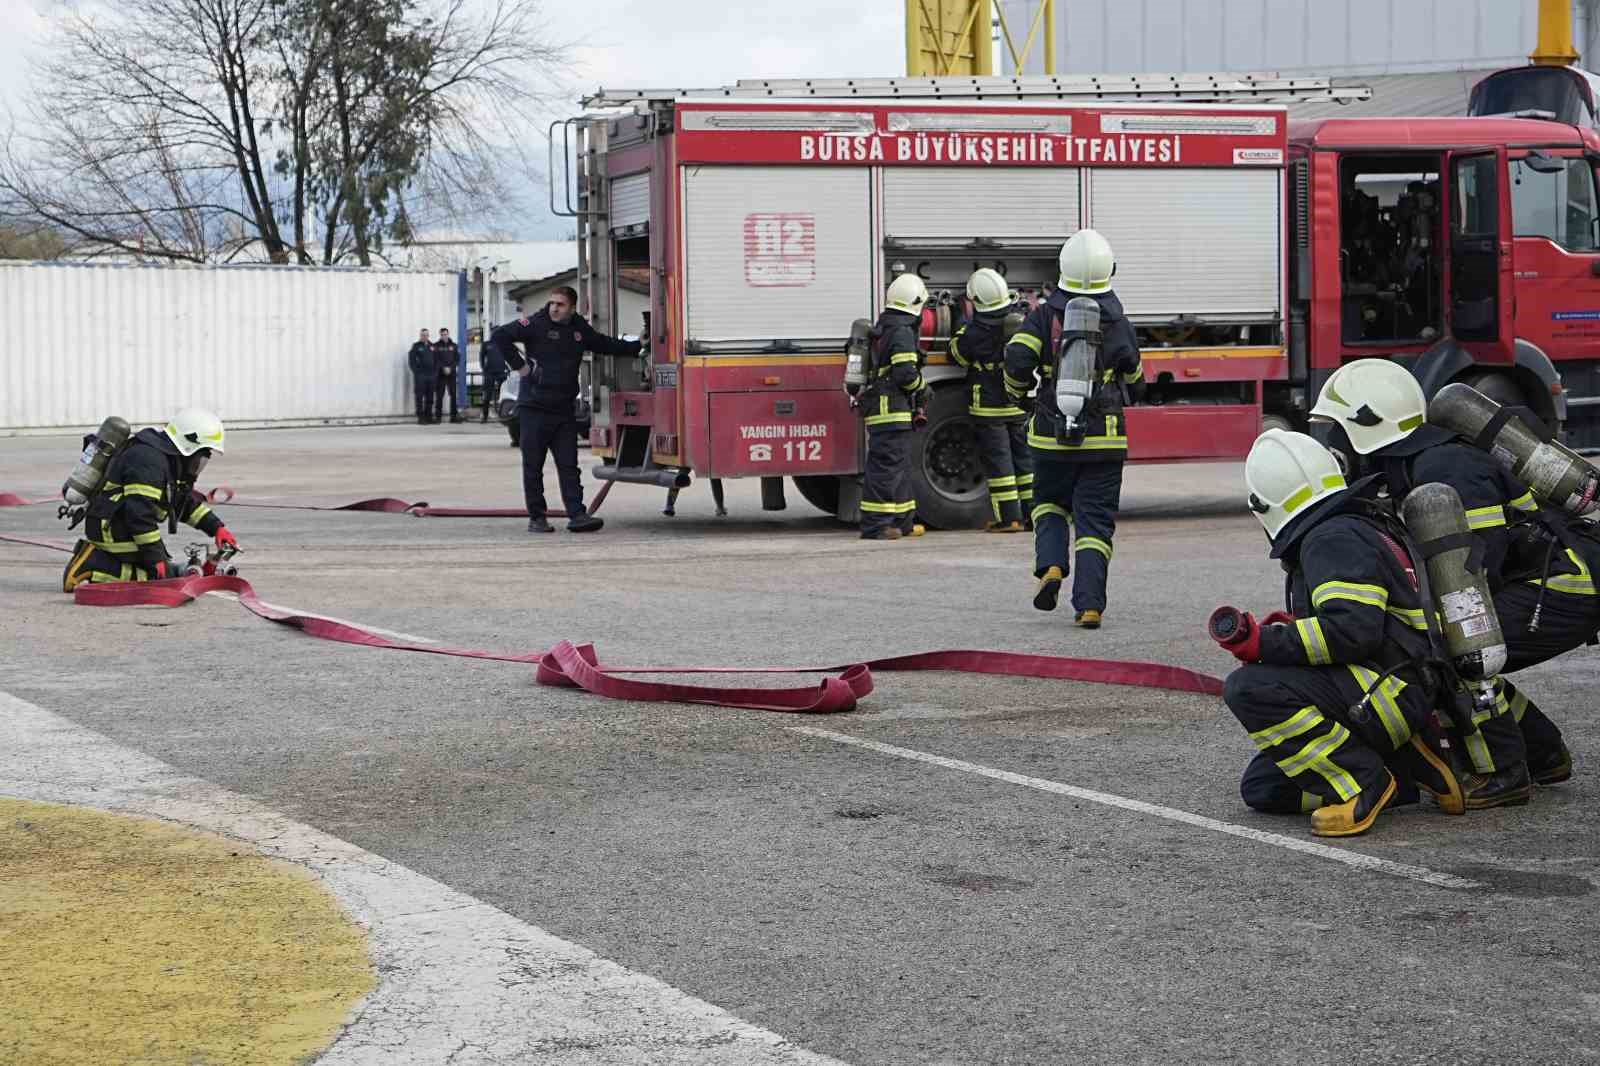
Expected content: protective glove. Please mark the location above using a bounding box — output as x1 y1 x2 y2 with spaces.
1208 606 1262 664
1262 610 1296 627
215 527 239 552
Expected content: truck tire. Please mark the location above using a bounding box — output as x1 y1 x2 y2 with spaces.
907 385 990 530
793 474 842 516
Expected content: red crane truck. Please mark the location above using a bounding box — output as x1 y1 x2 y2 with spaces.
551 66 1600 528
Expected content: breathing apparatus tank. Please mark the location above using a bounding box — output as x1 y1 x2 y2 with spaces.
1429 382 1600 515
61 415 131 508
1400 482 1508 682
843 317 873 394
1001 310 1026 343
1054 297 1100 440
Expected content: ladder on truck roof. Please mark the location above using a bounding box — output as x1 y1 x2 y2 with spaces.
580 72 1371 108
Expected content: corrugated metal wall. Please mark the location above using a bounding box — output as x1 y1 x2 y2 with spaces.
1003 0 1555 76
1 262 462 430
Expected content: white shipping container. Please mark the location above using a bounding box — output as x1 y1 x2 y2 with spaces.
0 261 463 430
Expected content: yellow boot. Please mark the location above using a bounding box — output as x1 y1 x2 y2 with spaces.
1310 773 1397 837
1075 609 1102 629
1033 567 1063 611
61 539 95 593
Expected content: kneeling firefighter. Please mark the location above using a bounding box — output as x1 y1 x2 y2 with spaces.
1004 229 1143 628
61 409 238 591
851 274 929 541
950 268 1032 532
1213 429 1468 838
1312 359 1571 800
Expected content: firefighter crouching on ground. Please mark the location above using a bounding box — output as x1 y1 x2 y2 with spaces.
485 285 639 534
951 268 1033 532
1214 429 1463 837
857 274 930 541
1312 358 1575 797
1004 229 1143 628
62 409 238 591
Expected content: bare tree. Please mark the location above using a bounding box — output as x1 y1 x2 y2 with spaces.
0 0 562 265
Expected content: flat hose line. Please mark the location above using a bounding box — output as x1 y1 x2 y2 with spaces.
1 534 1224 711
1 483 613 519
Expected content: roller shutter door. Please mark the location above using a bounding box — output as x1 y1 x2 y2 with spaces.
883 167 1081 241
610 173 650 235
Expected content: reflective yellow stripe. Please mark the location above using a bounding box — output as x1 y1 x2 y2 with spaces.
188 503 213 525
865 412 913 426
990 490 1020 503
1299 791 1327 812
1276 723 1361 801
1120 364 1144 384
1507 686 1530 722
989 475 1018 488
860 500 903 513
1463 504 1507 531
1076 536 1112 560
1031 503 1069 523
1530 549 1596 595
1311 581 1388 611
1508 491 1537 512
1249 705 1322 749
1016 473 1034 486
1346 665 1409 749
1010 332 1043 355
1027 431 1129 451
972 403 1026 417
119 483 164 501
1296 618 1332 665
889 351 919 365
131 529 164 545
1384 606 1429 631
92 540 139 554
1003 372 1033 396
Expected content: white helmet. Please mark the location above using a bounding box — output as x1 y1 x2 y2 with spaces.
1245 429 1347 541
886 273 929 315
965 268 1012 313
165 408 226 456
1309 358 1426 455
1058 228 1116 295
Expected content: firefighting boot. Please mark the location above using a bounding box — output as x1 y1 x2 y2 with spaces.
1074 609 1102 629
986 520 1024 533
861 527 903 541
906 523 926 538
1460 763 1533 810
567 513 604 533
1310 771 1398 837
527 516 554 534
1403 735 1465 816
1033 567 1063 611
61 539 95 593
1530 742 1574 786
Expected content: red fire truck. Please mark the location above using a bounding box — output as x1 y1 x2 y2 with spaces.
553 67 1600 528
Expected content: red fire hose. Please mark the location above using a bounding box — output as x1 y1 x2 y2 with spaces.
200 481 612 519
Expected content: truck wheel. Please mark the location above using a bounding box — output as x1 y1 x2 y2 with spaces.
908 386 990 530
793 475 842 516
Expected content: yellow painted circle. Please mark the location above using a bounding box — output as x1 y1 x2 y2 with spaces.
0 798 375 1065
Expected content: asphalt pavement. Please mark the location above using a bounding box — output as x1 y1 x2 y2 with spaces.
3 422 1598 1065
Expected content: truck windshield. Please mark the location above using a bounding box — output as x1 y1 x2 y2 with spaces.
1339 156 1443 344
1511 156 1600 252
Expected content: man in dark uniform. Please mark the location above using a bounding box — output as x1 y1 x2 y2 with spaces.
951 268 1032 533
1215 429 1463 837
857 274 929 541
1312 357 1576 801
479 326 506 423
1004 229 1143 628
433 327 464 424
61 408 238 590
408 329 435 424
485 286 639 534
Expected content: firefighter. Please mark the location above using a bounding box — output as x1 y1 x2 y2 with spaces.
858 273 929 541
1215 429 1462 837
485 285 639 534
1004 229 1143 627
61 409 237 591
1311 358 1578 798
951 268 1032 532
433 327 464 424
408 328 435 424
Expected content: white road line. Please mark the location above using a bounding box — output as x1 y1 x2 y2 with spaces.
791 727 1483 892
0 690 850 1066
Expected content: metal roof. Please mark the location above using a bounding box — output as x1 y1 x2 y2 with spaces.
1287 69 1501 120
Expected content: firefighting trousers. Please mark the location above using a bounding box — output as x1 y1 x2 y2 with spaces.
520 407 586 520
433 371 460 420
860 428 916 536
1031 458 1123 612
1226 662 1432 813
1494 581 1600 761
973 419 1033 526
481 371 506 420
414 379 436 421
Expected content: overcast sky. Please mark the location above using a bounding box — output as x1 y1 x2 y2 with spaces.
0 0 907 239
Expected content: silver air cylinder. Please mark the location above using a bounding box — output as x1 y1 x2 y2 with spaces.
1055 297 1100 431
62 415 131 506
1401 481 1508 680
843 318 872 391
1429 382 1600 515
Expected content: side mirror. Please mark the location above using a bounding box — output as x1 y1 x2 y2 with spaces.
1524 149 1566 174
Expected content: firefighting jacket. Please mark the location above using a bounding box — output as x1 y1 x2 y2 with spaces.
1003 289 1143 461
950 310 1025 421
489 309 640 414
408 340 434 377
432 338 461 377
83 428 223 567
861 309 925 432
1259 504 1435 700
1370 425 1537 588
